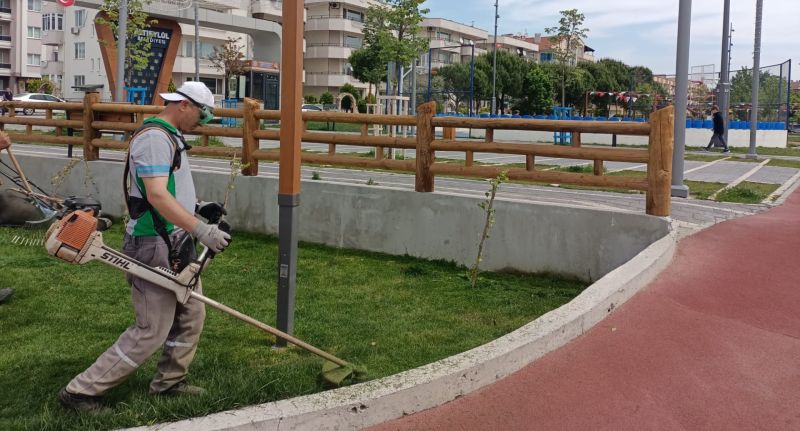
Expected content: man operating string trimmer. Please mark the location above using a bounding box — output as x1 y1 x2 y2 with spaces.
59 82 231 412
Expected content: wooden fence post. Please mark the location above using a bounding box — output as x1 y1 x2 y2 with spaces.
242 97 260 176
415 101 436 192
646 105 674 216
82 91 100 161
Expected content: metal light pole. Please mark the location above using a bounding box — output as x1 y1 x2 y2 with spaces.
194 0 200 81
491 0 498 115
671 0 692 198
115 0 127 102
469 43 475 117
718 0 732 143
748 0 763 159
275 0 304 345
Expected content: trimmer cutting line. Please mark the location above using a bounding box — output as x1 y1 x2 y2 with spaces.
45 207 365 386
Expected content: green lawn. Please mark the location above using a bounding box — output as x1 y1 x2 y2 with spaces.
715 181 779 203
0 225 586 431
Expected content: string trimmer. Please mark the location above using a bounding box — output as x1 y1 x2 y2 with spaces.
44 205 365 386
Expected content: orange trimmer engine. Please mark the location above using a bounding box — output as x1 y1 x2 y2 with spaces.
46 210 100 264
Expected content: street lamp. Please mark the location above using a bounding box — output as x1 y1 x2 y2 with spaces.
427 38 475 116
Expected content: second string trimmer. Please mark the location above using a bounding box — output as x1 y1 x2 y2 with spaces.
45 208 365 386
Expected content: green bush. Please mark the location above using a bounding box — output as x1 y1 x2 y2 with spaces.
357 99 367 114
304 95 318 104
25 78 55 94
319 92 334 105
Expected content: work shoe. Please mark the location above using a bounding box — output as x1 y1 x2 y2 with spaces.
58 387 105 413
157 381 206 396
722 149 731 153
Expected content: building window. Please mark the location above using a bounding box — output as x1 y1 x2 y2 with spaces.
27 26 42 39
74 42 85 59
344 9 363 22
540 52 553 62
27 54 41 66
43 14 64 31
90 58 94 71
75 9 86 27
436 31 451 41
344 35 362 49
183 40 193 57
28 0 42 12
198 77 218 94
74 75 85 87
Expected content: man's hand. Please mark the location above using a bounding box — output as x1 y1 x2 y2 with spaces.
195 201 226 222
0 131 10 151
191 221 231 253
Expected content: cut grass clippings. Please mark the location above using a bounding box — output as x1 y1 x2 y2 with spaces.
0 225 587 431
715 181 779 203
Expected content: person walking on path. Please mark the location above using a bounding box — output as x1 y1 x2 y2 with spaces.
58 82 231 413
1 88 11 116
705 105 730 153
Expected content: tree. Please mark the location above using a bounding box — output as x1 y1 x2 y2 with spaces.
545 9 589 106
565 67 595 113
437 63 471 112
96 0 154 88
208 37 247 99
515 65 554 115
363 0 429 95
349 45 386 98
476 51 529 113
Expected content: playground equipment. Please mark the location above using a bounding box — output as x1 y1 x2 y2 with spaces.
125 87 147 105
552 107 573 145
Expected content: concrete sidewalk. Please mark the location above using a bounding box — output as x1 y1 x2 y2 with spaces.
369 187 800 431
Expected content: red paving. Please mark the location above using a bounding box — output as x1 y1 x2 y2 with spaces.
369 189 800 431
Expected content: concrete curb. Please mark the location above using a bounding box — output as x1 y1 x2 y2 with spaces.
127 225 678 431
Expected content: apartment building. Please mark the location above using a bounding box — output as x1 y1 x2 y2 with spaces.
419 18 487 72
0 0 44 93
303 0 380 98
475 33 539 63
39 0 251 102
533 34 595 65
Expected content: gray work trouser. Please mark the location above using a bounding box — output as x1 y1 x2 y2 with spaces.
66 232 206 396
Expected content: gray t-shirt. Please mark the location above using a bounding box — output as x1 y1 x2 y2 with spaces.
125 120 196 236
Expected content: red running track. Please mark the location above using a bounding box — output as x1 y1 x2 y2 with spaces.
369 188 800 431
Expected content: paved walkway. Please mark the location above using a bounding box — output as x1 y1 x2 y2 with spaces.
369 187 800 431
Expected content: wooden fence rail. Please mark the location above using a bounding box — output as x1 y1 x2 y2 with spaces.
0 93 673 216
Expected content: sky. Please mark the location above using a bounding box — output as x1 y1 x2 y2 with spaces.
422 0 798 77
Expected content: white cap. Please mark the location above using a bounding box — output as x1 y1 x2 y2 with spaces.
160 81 214 108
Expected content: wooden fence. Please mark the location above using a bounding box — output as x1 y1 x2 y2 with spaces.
0 94 674 216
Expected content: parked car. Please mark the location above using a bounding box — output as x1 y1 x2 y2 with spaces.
301 104 323 112
12 93 66 115
789 123 800 134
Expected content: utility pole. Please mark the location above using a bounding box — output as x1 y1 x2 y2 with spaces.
748 0 763 159
718 0 731 143
115 0 127 102
194 0 200 81
671 0 692 198
491 0 498 115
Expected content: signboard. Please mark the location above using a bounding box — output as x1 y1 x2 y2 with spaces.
95 13 182 105
56 0 75 6
127 28 173 105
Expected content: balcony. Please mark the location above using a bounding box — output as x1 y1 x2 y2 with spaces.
305 72 361 88
250 0 281 23
41 60 63 75
305 43 358 60
42 30 64 46
0 62 10 70
305 16 364 34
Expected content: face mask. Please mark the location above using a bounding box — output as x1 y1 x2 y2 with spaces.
198 104 214 125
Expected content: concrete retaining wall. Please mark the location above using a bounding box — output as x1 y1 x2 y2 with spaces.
8 153 670 280
453 128 788 148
